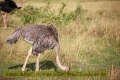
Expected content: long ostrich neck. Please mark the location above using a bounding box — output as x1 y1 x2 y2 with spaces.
56 53 62 67
20 0 23 7
56 42 64 69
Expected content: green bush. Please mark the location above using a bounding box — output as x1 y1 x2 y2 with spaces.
16 2 87 26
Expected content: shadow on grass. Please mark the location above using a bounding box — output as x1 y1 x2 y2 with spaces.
8 60 57 71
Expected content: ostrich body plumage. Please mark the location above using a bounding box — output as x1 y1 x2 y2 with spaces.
6 25 69 71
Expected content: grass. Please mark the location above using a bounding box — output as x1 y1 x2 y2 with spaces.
0 0 120 80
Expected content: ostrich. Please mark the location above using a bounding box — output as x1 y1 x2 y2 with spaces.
6 25 69 71
0 0 23 29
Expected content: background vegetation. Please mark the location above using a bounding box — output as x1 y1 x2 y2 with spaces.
0 0 120 80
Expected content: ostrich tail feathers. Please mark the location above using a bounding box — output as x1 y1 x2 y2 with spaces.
6 28 21 45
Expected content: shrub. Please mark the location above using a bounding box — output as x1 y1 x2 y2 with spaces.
15 2 87 26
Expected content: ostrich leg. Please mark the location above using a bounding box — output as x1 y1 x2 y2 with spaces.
35 54 40 71
55 42 69 71
22 48 32 71
2 13 7 29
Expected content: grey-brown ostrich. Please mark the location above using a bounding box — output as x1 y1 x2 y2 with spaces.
6 25 69 71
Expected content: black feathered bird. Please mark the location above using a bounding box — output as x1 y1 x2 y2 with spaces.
0 0 23 28
6 25 69 71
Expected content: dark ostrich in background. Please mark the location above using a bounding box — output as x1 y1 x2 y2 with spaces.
6 25 69 71
0 0 23 29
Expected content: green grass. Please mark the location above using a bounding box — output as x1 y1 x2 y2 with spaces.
0 0 120 80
